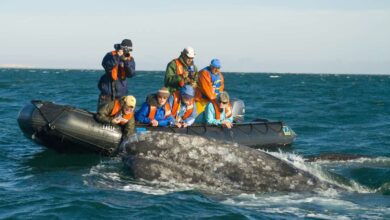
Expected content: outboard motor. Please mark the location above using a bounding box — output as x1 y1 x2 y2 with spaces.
230 99 245 123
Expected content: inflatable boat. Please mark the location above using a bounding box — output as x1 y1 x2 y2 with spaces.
17 100 296 156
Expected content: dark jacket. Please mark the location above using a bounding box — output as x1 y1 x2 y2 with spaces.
96 100 135 137
135 94 175 127
98 51 136 99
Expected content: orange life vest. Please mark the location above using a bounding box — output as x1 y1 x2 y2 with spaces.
110 51 126 81
211 100 232 120
195 69 225 102
171 91 181 116
175 59 185 76
110 100 134 125
171 91 194 120
148 102 172 121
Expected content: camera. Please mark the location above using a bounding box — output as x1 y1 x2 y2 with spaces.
114 44 131 57
122 47 131 57
114 44 121 51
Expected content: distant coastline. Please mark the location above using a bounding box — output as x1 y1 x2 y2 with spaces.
0 64 36 68
0 65 388 75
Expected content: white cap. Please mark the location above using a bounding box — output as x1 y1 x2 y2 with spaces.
183 46 195 58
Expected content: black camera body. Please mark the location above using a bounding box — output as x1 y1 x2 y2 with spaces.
114 44 121 51
122 47 131 57
114 44 131 57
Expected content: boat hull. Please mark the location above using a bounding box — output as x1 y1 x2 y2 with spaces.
17 101 296 156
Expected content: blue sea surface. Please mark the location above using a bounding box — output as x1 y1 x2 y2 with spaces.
1 68 389 219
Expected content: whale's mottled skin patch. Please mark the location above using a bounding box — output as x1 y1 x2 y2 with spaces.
122 132 334 193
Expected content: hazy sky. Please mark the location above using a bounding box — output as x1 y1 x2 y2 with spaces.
1 0 389 74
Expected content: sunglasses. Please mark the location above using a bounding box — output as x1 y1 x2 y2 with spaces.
221 101 228 105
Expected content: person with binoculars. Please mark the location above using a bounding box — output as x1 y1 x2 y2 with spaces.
97 39 136 109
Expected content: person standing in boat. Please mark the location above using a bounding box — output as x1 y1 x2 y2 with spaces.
168 85 197 128
195 91 232 128
135 87 175 127
164 46 198 93
195 58 225 115
96 95 136 137
97 39 136 109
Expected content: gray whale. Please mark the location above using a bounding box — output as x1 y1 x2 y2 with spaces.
121 131 335 193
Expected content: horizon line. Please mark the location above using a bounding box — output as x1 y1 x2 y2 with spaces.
0 66 389 76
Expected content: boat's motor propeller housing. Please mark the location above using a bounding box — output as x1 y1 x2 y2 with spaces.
230 99 245 123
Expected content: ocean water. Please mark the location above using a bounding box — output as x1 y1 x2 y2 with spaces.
1 68 389 219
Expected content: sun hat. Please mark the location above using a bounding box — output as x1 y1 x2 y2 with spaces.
157 87 170 98
210 59 222 68
180 85 195 98
123 95 136 108
183 46 195 58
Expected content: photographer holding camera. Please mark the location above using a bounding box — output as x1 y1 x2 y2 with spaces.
97 39 136 109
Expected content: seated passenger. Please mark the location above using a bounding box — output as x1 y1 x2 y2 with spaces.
96 95 136 137
195 91 233 128
168 85 197 128
135 87 175 127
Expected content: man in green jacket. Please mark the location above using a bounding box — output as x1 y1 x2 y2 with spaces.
96 95 136 138
164 46 198 93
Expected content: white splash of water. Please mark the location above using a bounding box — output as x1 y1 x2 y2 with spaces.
222 192 388 220
314 156 390 168
265 150 374 193
83 159 194 195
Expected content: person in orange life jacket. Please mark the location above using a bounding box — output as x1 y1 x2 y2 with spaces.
164 46 198 93
98 39 136 109
135 87 175 127
195 91 233 129
194 58 225 115
168 85 197 128
96 95 136 137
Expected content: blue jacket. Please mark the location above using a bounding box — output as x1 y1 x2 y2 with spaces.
195 102 233 125
167 95 197 125
135 95 175 127
98 51 136 98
